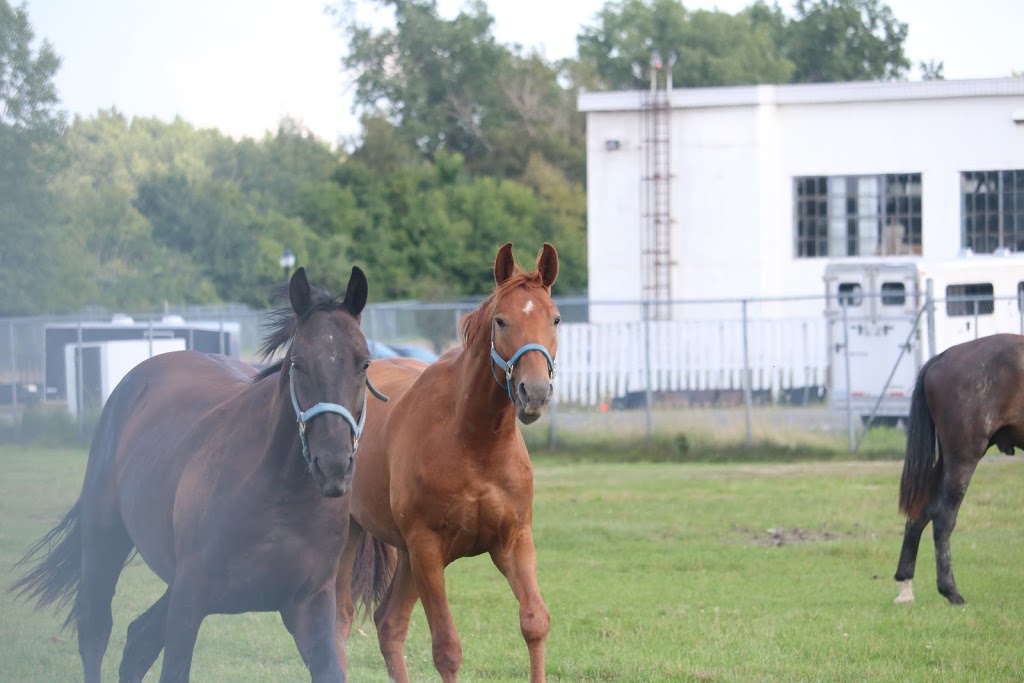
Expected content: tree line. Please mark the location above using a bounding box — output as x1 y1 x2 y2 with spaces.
1 0 923 315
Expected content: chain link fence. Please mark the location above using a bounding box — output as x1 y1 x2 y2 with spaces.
3 287 1021 453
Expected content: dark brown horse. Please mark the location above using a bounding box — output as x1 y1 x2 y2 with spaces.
895 333 1024 605
335 243 560 682
10 267 377 682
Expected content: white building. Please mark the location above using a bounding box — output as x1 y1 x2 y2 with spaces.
579 77 1024 322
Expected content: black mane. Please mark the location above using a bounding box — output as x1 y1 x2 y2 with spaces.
256 281 347 363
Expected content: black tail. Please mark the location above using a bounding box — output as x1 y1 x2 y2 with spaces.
898 356 942 520
7 501 83 631
350 532 396 620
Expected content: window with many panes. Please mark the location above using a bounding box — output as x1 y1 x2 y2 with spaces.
962 169 1024 253
794 174 922 258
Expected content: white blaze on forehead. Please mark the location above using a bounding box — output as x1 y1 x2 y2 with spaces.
522 299 535 314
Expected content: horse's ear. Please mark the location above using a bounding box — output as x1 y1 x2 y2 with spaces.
343 266 368 318
289 267 312 315
536 243 558 289
494 242 515 286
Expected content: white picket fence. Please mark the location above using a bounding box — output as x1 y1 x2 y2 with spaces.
554 317 828 406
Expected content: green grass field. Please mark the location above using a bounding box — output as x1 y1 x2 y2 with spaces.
1 446 1022 682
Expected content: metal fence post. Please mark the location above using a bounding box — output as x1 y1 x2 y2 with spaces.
926 279 936 358
8 321 18 433
741 299 753 449
548 391 558 450
642 300 653 448
842 302 854 453
76 318 84 438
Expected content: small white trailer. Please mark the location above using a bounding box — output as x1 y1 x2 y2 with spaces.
824 255 1024 422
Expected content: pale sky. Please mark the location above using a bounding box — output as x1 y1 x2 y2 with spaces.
22 0 1024 146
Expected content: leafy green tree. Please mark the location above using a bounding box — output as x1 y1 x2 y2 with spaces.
919 59 944 81
135 172 310 307
58 112 221 309
340 0 508 164
576 0 910 89
0 0 69 314
337 0 583 181
784 0 909 82
576 0 794 90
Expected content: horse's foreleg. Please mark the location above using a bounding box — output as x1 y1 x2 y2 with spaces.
157 577 206 683
405 537 461 683
893 514 930 604
118 588 170 683
491 529 550 683
374 551 421 683
282 587 345 683
77 514 134 683
334 521 362 673
931 457 979 605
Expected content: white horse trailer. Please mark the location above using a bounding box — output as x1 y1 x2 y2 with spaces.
824 256 1024 422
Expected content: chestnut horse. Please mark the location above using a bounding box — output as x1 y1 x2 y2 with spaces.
895 333 1024 605
11 267 378 682
335 243 560 682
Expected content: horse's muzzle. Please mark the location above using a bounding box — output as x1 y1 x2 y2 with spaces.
311 453 354 497
515 380 552 425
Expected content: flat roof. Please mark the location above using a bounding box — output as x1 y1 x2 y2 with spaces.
578 76 1024 113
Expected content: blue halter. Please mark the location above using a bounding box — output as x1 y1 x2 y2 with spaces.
489 319 556 402
288 367 388 465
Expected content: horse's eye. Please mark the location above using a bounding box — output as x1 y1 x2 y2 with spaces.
362 360 371 373
554 316 561 326
291 361 302 374
495 317 506 328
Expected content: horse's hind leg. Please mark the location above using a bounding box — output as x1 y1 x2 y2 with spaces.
930 454 980 604
118 588 170 683
893 514 931 603
334 519 362 671
77 509 134 683
374 551 422 683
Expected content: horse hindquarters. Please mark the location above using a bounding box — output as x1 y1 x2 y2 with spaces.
10 501 130 683
10 389 137 683
894 353 983 605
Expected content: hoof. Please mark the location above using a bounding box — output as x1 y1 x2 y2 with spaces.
944 593 965 605
894 579 914 604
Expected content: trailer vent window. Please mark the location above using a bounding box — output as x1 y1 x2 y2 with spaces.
946 283 994 316
1018 282 1024 313
837 283 863 307
881 282 906 306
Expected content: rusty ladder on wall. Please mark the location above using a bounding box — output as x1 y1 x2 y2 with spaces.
640 51 676 321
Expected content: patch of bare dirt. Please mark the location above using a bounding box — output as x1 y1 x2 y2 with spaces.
733 524 847 546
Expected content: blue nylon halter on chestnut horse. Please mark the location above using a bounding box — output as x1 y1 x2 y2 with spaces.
488 318 556 401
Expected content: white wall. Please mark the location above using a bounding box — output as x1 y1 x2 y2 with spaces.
581 78 1024 322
